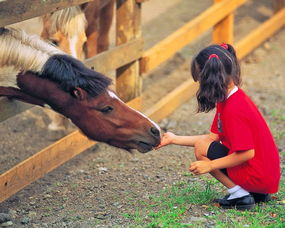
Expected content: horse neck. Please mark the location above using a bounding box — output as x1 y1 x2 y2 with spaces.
0 28 63 73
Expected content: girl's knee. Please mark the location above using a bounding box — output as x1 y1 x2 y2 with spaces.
194 137 213 160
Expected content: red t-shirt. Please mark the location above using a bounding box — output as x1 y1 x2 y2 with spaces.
211 88 280 193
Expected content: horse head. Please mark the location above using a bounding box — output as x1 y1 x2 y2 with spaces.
41 6 87 60
41 0 115 59
3 72 161 153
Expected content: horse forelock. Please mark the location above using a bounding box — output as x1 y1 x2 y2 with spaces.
44 6 87 38
41 54 112 96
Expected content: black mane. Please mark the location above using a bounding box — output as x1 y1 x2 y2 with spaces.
40 54 112 96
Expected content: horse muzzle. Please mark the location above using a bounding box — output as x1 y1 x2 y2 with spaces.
106 126 161 153
133 126 161 153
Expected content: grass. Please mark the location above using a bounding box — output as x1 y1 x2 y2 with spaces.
123 176 285 227
122 177 218 227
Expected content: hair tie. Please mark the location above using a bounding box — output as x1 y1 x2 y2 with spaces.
220 43 228 50
208 54 219 60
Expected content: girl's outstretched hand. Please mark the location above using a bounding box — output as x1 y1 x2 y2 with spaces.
155 132 176 149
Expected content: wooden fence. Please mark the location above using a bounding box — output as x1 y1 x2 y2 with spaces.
0 0 284 203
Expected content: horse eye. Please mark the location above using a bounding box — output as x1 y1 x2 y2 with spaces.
100 106 113 113
51 40 58 46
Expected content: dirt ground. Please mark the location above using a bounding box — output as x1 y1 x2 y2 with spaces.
0 0 284 227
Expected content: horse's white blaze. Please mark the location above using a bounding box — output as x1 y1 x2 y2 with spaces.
107 90 161 135
134 110 161 136
108 90 119 99
69 35 79 59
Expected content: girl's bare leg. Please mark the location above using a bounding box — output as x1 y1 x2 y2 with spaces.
193 137 236 188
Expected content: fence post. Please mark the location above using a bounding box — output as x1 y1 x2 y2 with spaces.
212 0 234 44
273 0 285 12
116 0 142 102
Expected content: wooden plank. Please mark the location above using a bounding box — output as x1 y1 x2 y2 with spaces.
0 0 92 27
0 97 142 203
127 95 142 110
136 0 149 3
116 0 142 102
140 0 247 74
0 98 32 123
0 130 95 203
84 38 144 75
144 79 198 122
212 0 234 44
236 7 285 60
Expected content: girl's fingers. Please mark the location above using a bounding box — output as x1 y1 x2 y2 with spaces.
189 163 201 175
155 145 162 150
189 164 196 171
155 141 167 149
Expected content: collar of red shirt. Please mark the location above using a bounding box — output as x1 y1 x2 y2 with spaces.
227 86 238 99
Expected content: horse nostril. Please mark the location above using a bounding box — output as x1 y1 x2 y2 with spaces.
150 127 160 137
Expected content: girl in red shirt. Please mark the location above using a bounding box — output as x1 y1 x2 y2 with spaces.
156 44 280 210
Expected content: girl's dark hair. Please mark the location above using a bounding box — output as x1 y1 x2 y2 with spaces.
191 44 241 112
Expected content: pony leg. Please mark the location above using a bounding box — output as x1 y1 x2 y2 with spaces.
84 0 100 58
43 109 68 131
97 0 114 53
85 31 98 58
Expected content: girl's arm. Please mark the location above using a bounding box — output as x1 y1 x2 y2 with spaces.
156 132 219 149
211 149 255 170
189 149 255 174
171 132 219 146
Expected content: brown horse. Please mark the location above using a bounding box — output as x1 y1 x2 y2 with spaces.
0 72 160 152
0 27 161 152
41 0 114 59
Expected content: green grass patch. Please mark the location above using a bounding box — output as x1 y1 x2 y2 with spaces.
123 177 285 227
123 179 219 227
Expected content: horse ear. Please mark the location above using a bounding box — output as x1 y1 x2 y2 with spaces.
72 87 88 100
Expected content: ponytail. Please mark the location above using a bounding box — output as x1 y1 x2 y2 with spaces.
196 56 227 112
226 44 241 85
191 44 241 113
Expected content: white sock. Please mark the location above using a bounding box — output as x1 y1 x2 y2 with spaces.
227 185 249 200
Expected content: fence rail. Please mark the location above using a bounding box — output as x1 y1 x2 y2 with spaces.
140 0 247 75
1 0 284 203
0 0 92 27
